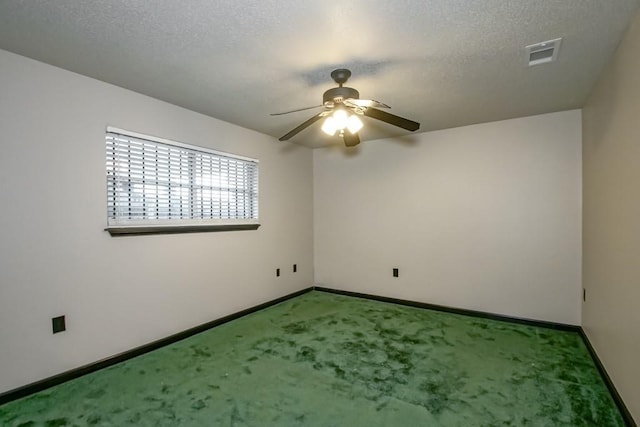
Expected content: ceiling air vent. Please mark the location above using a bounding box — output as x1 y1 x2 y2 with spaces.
526 38 562 66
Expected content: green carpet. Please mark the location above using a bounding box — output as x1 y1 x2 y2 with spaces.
0 291 623 426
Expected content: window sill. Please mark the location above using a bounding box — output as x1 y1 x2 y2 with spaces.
106 223 260 236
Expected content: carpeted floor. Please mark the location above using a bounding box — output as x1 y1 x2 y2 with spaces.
0 291 624 426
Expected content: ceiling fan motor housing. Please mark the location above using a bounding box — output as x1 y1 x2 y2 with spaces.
323 86 359 106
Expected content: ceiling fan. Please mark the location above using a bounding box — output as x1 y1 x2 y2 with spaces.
272 69 420 147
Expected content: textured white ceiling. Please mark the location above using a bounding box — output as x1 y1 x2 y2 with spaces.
0 0 638 147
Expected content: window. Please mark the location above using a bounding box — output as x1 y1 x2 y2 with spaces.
105 127 259 235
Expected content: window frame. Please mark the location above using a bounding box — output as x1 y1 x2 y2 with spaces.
105 127 260 236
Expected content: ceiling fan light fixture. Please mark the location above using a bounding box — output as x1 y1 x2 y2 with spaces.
332 109 349 129
322 109 358 136
321 116 338 136
347 114 363 134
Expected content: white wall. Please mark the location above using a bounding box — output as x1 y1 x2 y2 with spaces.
314 110 582 325
0 49 314 394
582 10 640 421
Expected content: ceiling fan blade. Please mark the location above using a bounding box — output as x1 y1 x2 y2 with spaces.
343 132 360 147
363 107 420 131
344 98 390 109
270 105 323 116
278 112 325 141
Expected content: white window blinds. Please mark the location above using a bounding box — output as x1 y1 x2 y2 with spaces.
106 129 258 229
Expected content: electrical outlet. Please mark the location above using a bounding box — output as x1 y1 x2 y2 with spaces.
276 268 280 277
293 264 297 273
52 315 66 334
393 268 399 278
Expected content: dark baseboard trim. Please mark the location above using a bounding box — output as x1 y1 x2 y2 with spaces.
2 285 635 426
0 286 314 406
313 286 636 427
313 286 580 332
578 329 637 427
